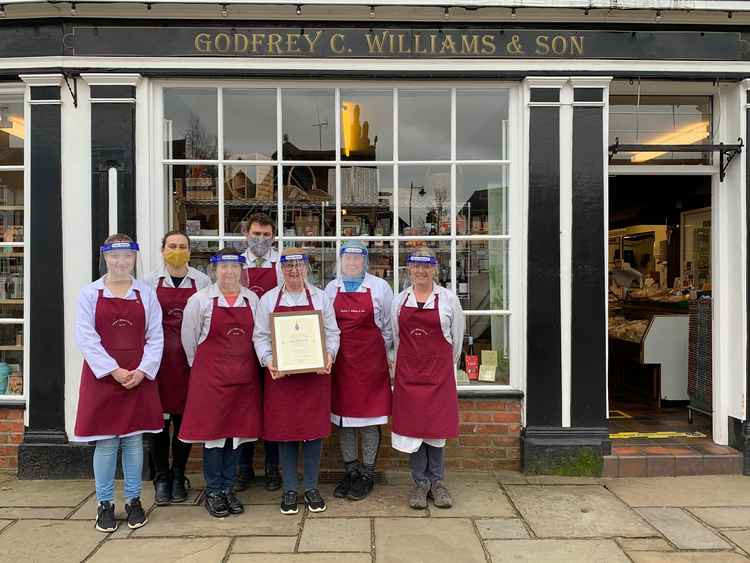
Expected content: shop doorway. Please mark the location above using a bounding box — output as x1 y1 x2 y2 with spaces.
607 174 717 447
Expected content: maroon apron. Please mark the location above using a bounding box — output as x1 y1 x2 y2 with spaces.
332 287 391 418
263 288 331 442
74 289 163 438
179 297 262 441
242 264 278 298
391 294 459 439
155 277 197 414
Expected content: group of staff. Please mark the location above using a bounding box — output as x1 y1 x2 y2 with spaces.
72 212 465 533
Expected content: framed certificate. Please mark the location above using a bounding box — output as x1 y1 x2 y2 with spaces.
270 310 327 374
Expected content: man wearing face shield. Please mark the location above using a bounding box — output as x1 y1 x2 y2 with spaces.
179 249 262 519
142 230 210 506
324 241 393 501
253 248 340 516
72 234 164 534
237 212 282 492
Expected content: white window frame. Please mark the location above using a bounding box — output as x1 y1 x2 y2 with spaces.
147 78 525 391
0 83 29 405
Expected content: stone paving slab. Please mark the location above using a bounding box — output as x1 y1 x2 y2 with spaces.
484 539 630 562
493 470 528 485
0 520 103 562
229 555 372 563
0 480 93 507
628 552 750 562
475 518 529 539
636 507 732 550
308 485 426 518
0 519 12 534
89 537 231 562
0 507 73 519
687 507 750 529
131 505 302 537
235 485 283 505
375 517 485 563
299 518 371 552
428 478 515 518
606 476 750 507
505 484 656 538
724 531 750 554
232 536 298 553
617 537 674 551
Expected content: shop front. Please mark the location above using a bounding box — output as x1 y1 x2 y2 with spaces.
0 2 747 478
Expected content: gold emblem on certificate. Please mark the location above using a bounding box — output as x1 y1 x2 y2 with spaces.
270 310 326 374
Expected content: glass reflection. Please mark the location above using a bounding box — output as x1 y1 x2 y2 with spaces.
223 89 277 160
398 90 450 161
340 90 393 161
282 89 335 160
164 89 218 160
456 89 509 160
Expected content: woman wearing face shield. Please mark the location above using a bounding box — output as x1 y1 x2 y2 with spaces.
142 231 210 506
253 248 340 516
72 234 164 534
391 247 465 511
178 248 262 519
323 241 393 501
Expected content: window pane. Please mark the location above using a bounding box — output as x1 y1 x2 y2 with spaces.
0 324 23 395
168 164 219 236
0 95 24 166
398 90 450 161
284 240 336 288
456 89 509 160
187 239 220 276
340 90 393 161
224 164 278 235
164 88 218 160
398 240 451 292
0 171 24 239
0 253 23 319
282 89 335 160
282 166 335 237
362 241 394 289
223 89 277 160
340 166 393 236
460 315 510 386
398 165 451 236
456 165 508 235
456 240 508 310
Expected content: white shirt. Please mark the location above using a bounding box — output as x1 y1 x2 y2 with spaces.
242 246 282 281
325 273 394 428
390 284 465 452
180 283 260 367
74 276 164 380
142 264 211 291
253 282 340 368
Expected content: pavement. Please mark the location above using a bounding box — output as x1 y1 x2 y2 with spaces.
0 471 749 562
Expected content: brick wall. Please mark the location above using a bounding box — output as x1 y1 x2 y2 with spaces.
0 406 24 473
186 397 522 474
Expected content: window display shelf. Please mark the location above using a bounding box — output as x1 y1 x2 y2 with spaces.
0 299 22 304
0 345 22 351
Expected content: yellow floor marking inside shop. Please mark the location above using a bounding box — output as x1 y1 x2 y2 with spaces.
609 431 707 439
609 410 632 419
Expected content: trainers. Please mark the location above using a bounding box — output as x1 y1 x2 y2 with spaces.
334 469 357 498
347 473 374 501
428 481 453 509
95 501 118 533
409 482 430 510
125 497 148 529
171 470 190 503
204 491 230 518
264 466 282 492
235 469 255 492
304 488 327 513
154 472 172 506
224 490 244 515
280 490 299 515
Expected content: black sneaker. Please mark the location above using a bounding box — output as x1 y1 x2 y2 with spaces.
204 491 230 518
347 473 374 501
125 497 148 529
334 470 357 498
280 490 299 515
304 488 327 513
171 470 190 503
95 501 118 533
235 469 255 492
224 490 244 515
264 466 282 492
154 473 172 506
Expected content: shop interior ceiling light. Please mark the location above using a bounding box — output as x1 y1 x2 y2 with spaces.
0 5 5 17
296 4 301 15
511 7 516 18
221 3 228 16
444 7 449 18
655 9 662 21
369 5 374 18
70 2 76 15
630 121 710 163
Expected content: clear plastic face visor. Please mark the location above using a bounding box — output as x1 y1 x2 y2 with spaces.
99 241 140 280
279 254 309 283
208 254 246 286
340 247 368 278
406 255 438 280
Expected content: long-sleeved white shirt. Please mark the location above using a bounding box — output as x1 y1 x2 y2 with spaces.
253 282 340 368
142 264 211 291
74 276 164 380
180 283 260 367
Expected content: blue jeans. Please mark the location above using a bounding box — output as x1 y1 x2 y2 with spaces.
278 439 322 493
94 434 143 503
203 440 239 494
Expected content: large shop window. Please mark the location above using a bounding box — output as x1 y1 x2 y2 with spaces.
0 90 26 402
162 85 515 387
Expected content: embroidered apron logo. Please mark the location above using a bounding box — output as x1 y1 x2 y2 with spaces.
111 319 134 328
409 328 429 336
226 327 246 336
167 307 184 318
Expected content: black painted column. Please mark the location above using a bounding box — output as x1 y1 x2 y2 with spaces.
81 74 139 278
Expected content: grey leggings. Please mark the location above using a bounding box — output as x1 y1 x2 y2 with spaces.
339 426 381 467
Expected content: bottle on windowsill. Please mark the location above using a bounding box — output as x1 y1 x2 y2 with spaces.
465 336 479 381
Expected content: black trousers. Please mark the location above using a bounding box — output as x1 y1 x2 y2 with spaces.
151 414 192 477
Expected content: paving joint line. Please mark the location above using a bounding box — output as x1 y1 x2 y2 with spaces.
65 491 96 520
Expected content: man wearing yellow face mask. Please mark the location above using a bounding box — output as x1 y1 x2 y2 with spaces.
143 231 210 505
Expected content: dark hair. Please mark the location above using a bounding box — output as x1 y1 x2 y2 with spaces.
246 212 276 234
161 230 190 249
103 233 134 245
